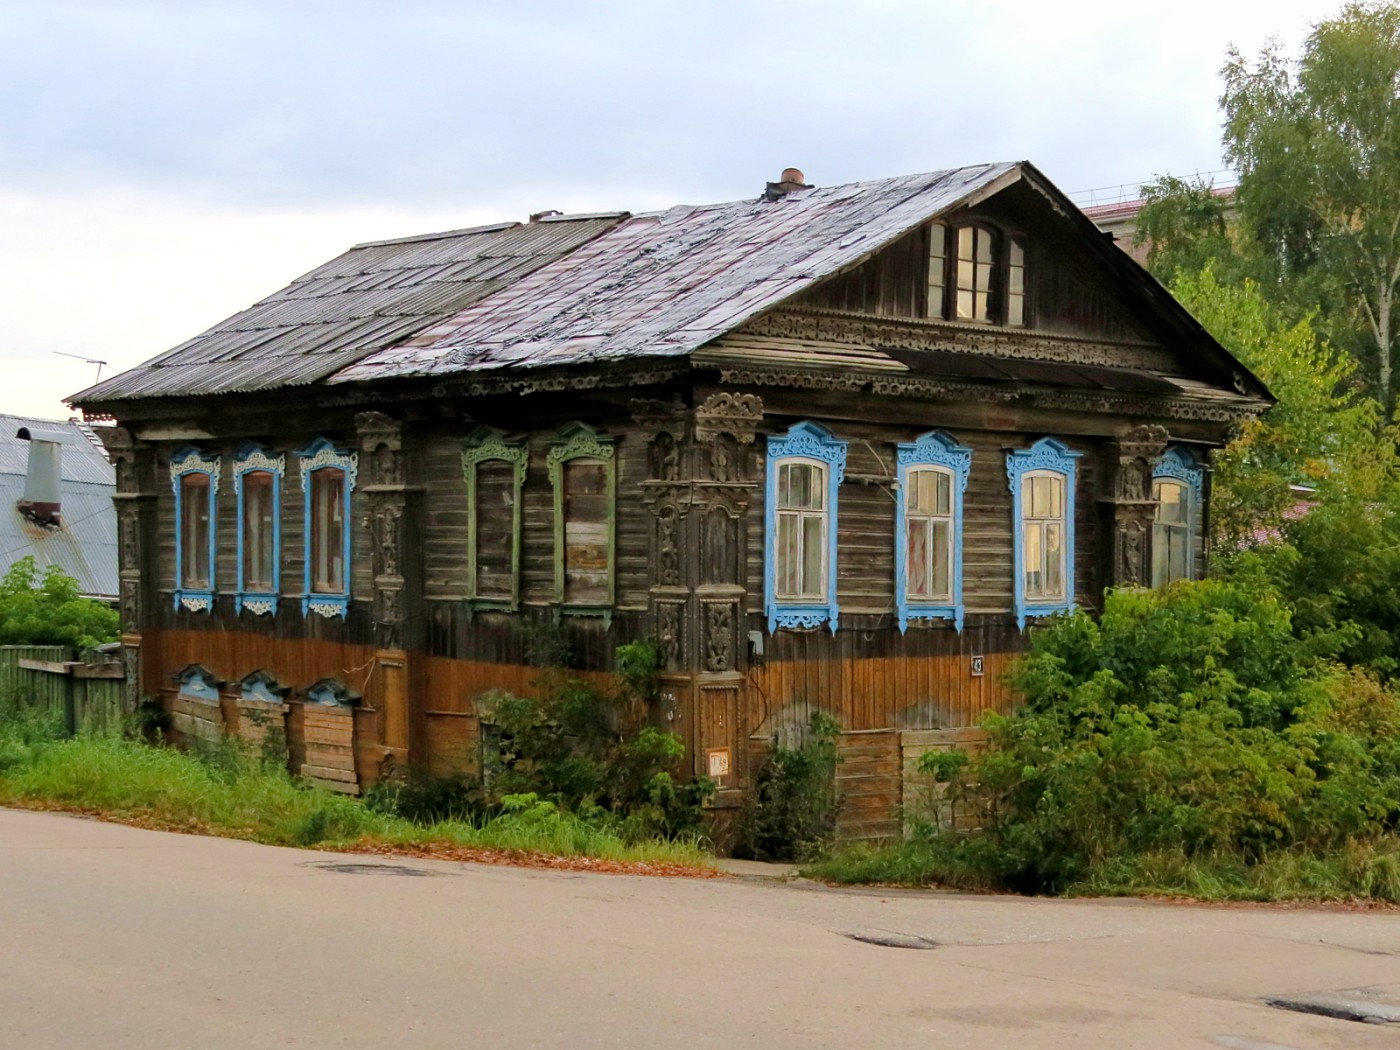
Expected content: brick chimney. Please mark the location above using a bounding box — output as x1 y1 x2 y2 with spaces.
763 167 813 201
16 426 67 528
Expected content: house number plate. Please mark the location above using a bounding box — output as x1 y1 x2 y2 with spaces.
707 749 731 777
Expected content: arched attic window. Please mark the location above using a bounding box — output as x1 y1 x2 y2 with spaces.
927 221 1027 326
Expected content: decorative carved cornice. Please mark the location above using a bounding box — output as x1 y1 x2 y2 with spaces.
695 392 764 444
546 422 615 486
719 366 1265 424
297 438 358 490
739 307 1179 372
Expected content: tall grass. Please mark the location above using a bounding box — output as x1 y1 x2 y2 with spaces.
0 716 712 870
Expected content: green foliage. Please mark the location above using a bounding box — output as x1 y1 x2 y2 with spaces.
475 642 712 841
735 711 842 862
0 710 712 868
1169 265 1393 546
1135 175 1243 286
813 581 1400 899
0 556 119 650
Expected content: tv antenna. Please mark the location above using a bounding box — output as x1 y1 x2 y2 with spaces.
53 352 108 384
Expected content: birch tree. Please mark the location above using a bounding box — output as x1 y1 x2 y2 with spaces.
1222 2 1400 409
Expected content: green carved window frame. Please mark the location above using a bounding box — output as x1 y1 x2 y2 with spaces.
547 422 617 612
461 427 528 611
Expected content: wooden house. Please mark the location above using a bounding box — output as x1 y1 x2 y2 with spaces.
70 162 1271 834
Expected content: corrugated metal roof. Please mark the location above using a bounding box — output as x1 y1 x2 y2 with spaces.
333 164 1019 384
71 216 626 404
0 415 116 599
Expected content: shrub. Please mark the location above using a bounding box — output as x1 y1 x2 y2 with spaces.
735 711 841 862
0 557 118 650
818 579 1400 899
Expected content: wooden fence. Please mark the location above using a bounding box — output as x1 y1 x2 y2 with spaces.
0 645 126 735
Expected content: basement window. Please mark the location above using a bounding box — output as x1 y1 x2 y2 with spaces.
170 447 221 613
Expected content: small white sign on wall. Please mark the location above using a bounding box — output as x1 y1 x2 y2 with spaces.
707 748 731 778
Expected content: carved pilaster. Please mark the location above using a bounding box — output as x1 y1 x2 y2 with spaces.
1101 424 1170 590
355 412 419 764
101 426 157 712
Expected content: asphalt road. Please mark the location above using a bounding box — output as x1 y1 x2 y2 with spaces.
4 808 1400 1049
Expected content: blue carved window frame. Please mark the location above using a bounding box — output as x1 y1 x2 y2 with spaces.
233 443 285 616
297 437 358 619
170 447 220 613
1152 446 1204 586
764 421 847 633
1007 437 1082 630
895 430 972 632
239 669 290 705
174 663 223 703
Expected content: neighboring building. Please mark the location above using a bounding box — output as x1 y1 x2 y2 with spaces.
70 162 1271 834
1082 185 1236 267
0 414 117 602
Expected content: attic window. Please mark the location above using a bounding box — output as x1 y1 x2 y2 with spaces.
927 221 1027 327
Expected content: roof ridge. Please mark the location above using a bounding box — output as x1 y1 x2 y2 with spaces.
353 221 521 249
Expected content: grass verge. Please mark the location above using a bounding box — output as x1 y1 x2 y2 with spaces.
0 728 714 877
803 837 1400 903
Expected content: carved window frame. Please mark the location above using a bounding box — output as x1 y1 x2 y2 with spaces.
1007 437 1082 630
232 443 285 616
547 422 617 612
765 421 847 633
297 437 358 619
895 430 972 632
462 427 527 611
1152 446 1204 588
170 447 221 613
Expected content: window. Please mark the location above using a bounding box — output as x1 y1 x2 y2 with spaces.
765 422 847 633
895 431 972 632
297 437 358 619
1007 437 1081 629
170 447 220 612
927 221 1027 327
463 428 527 608
775 460 827 600
547 423 616 609
233 445 285 615
1152 447 1204 588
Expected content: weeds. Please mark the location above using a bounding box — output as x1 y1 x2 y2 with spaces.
734 711 841 862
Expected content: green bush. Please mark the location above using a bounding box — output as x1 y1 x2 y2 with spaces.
812 579 1400 899
474 642 713 841
735 711 841 862
0 557 118 650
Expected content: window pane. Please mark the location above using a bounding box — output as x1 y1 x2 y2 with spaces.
1024 523 1043 597
956 287 974 319
928 223 946 317
1048 475 1063 518
929 519 950 599
935 471 951 516
907 517 929 597
1007 293 1024 327
777 513 798 596
1044 522 1063 596
778 462 823 510
958 225 974 261
975 228 992 263
1169 526 1189 581
801 513 825 597
311 468 345 594
1152 523 1170 588
1155 480 1187 525
243 471 274 590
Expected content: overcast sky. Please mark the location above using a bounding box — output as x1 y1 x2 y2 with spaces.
1 0 1338 419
